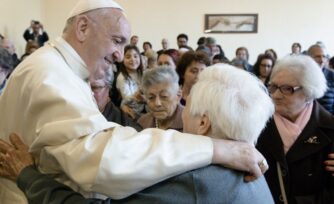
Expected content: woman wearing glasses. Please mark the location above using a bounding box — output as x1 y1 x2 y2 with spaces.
257 55 334 204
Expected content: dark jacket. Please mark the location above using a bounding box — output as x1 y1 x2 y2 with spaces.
257 101 334 204
18 165 274 204
317 68 334 114
23 30 49 47
102 101 142 131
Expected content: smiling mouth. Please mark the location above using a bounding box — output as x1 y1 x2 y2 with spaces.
104 57 113 65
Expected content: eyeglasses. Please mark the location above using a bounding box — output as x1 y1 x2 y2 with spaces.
268 84 302 95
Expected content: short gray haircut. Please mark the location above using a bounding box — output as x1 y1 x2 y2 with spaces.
0 47 14 71
270 55 327 100
308 44 327 56
189 64 274 144
141 66 179 95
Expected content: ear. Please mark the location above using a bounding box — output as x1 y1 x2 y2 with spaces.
75 15 90 42
198 114 211 135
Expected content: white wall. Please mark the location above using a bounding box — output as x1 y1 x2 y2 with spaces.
0 0 42 55
2 0 334 63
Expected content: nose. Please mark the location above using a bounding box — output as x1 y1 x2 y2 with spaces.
154 97 162 106
113 46 124 63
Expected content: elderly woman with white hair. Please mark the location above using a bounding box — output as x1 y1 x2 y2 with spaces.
256 55 334 204
0 64 275 203
138 66 183 131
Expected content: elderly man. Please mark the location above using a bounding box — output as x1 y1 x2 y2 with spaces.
0 0 266 203
0 64 275 203
308 44 334 114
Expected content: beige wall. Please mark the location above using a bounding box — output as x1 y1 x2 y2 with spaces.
0 0 42 54
2 0 334 62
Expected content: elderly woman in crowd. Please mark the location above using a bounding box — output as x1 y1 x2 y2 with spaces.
256 55 334 204
0 48 14 94
138 66 183 131
0 64 275 203
176 50 210 105
253 53 276 85
90 68 142 131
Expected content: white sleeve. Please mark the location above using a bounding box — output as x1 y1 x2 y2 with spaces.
39 127 213 199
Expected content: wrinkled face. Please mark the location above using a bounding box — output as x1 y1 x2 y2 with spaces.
90 78 110 111
84 9 131 76
145 82 179 120
270 70 308 121
182 97 201 134
123 49 140 72
157 54 176 69
259 59 273 78
162 39 169 49
177 37 187 48
236 49 247 61
183 61 206 87
309 47 328 69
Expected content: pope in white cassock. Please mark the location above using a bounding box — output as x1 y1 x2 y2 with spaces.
0 0 267 203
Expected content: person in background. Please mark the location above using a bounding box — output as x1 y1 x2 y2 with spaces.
308 44 334 114
253 53 276 85
20 41 39 61
130 35 138 46
116 45 146 119
157 38 169 56
0 63 275 204
138 66 183 131
90 67 142 131
176 51 210 105
231 58 248 70
0 48 14 94
235 47 253 72
0 38 20 68
176 33 193 50
329 56 334 69
257 55 334 204
23 20 49 47
291 42 302 55
157 49 179 69
212 53 229 64
264 48 278 61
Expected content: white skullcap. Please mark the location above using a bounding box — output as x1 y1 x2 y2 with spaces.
68 0 123 19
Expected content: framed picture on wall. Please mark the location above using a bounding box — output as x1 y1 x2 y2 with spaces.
204 14 258 33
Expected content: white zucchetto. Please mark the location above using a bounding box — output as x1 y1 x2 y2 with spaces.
68 0 123 19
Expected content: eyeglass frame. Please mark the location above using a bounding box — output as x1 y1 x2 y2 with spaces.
267 83 302 95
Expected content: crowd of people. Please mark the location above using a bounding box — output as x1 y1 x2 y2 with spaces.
0 0 334 203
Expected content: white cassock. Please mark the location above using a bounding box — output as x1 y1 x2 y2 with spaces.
0 37 213 204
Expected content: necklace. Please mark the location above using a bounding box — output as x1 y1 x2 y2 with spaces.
155 118 159 128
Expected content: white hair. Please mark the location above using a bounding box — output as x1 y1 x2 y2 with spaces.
141 66 179 95
189 64 274 144
270 55 327 100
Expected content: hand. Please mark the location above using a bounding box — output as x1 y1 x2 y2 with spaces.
121 104 137 119
325 153 334 176
134 90 145 102
0 133 34 181
211 139 268 182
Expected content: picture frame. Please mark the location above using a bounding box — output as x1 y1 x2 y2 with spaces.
204 14 258 33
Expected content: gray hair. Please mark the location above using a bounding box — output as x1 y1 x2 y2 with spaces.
0 47 14 71
142 66 179 95
270 55 327 100
189 64 274 144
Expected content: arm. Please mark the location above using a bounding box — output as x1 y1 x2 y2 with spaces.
0 134 106 204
